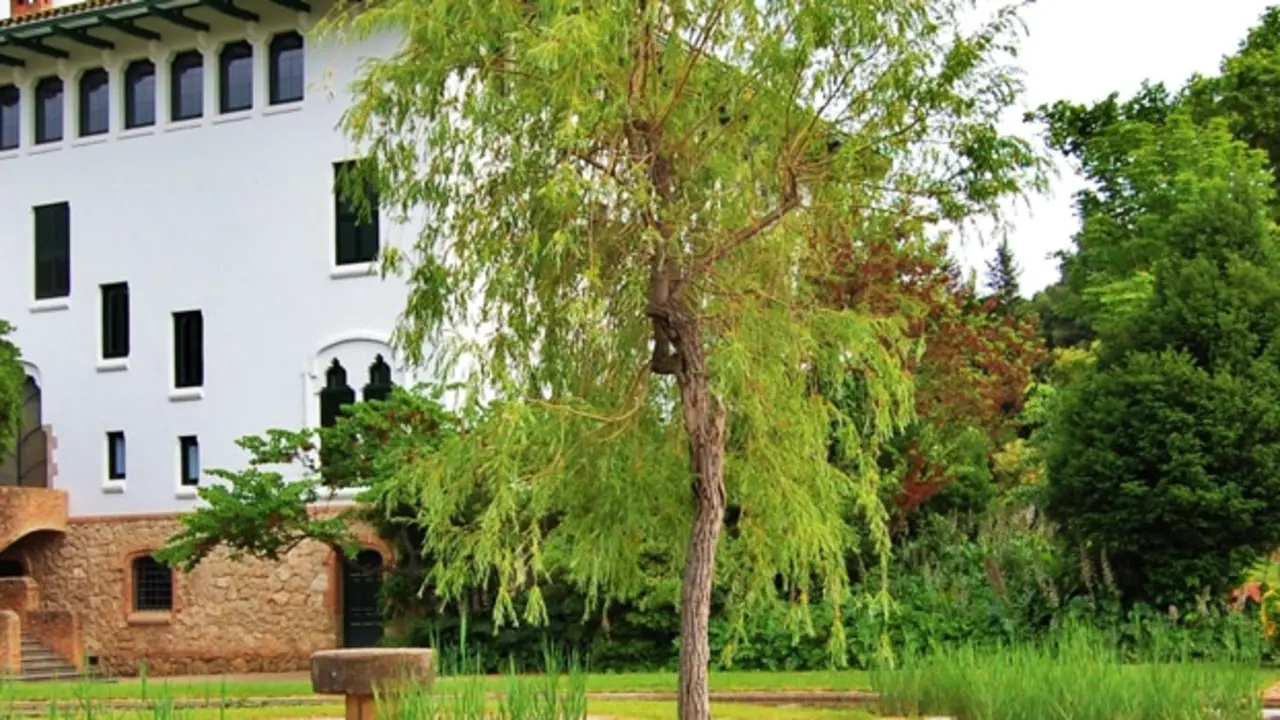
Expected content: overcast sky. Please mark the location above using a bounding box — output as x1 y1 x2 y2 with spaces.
957 0 1279 295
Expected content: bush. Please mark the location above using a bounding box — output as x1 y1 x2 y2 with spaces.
1045 349 1280 607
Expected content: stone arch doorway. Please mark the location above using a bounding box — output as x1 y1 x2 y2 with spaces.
340 548 384 648
0 559 25 577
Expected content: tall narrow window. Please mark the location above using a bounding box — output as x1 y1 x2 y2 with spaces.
0 85 18 151
34 76 62 144
131 556 173 611
101 283 129 360
107 431 126 480
124 59 155 129
78 67 109 137
172 310 203 388
178 435 200 486
219 41 253 113
268 31 304 105
334 161 380 265
33 202 70 300
170 50 203 121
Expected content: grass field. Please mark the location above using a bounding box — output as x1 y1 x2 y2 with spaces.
0 670 872 702
157 701 874 719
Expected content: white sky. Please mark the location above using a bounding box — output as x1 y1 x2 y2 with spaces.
955 0 1277 295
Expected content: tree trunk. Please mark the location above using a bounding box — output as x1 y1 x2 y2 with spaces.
674 333 727 720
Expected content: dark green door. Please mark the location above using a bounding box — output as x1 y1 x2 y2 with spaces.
341 549 384 648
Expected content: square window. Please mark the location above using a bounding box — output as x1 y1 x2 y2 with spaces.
131 556 172 611
333 160 380 266
172 310 203 389
101 283 129 360
107 431 126 480
33 202 70 300
179 435 199 486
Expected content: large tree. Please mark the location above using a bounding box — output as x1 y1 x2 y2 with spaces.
170 1 1042 715
1035 102 1280 606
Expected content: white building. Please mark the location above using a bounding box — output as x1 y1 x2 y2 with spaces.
0 0 413 677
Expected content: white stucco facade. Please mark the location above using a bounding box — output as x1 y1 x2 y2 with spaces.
0 0 419 516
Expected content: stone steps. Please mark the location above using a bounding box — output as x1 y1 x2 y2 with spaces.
18 633 80 681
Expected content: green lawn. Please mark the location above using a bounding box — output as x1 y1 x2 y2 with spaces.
0 670 871 702
175 700 872 720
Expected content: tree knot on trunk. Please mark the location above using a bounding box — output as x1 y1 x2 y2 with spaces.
647 301 684 375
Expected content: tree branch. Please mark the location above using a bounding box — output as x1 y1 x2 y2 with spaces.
653 0 728 134
691 191 801 274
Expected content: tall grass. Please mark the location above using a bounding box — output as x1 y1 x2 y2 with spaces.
383 641 590 719
872 623 1264 720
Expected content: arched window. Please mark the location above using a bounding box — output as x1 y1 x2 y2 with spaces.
131 555 173 612
170 50 203 121
78 67 109 137
218 41 253 113
2 377 45 488
319 359 356 429
33 75 62 144
362 354 393 402
268 31 304 105
0 84 19 150
124 59 155 129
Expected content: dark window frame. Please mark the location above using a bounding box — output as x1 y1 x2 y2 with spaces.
78 67 109 137
123 59 156 129
0 84 18 151
100 282 129 360
131 556 173 612
172 310 204 389
107 431 126 481
33 75 63 144
169 50 204 122
268 31 304 105
218 41 253 114
334 160 380 266
33 202 70 301
178 435 200 486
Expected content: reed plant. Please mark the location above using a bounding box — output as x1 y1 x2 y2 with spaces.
872 623 1264 720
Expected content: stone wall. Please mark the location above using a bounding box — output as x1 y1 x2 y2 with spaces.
21 514 343 676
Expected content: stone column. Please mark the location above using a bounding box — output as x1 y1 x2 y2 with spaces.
0 610 20 676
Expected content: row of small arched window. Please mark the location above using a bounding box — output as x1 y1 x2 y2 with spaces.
0 30 304 151
319 354 394 429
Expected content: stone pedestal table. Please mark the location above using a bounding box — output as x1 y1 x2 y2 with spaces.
311 648 434 720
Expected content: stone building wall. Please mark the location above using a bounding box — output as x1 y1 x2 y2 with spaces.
18 514 342 676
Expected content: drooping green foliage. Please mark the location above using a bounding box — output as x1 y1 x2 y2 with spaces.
0 320 23 458
1034 105 1280 606
325 0 1044 671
